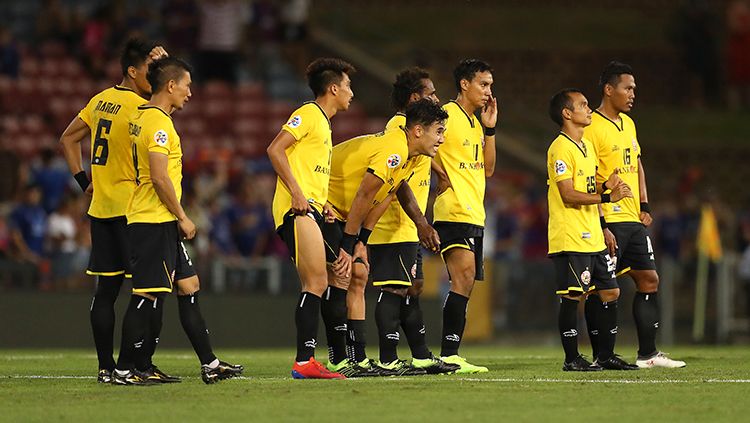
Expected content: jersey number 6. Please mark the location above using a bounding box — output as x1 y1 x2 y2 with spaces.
92 118 112 166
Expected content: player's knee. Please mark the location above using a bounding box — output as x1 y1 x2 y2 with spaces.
408 279 424 297
348 274 366 295
637 272 659 293
352 263 368 284
598 288 620 302
176 276 201 296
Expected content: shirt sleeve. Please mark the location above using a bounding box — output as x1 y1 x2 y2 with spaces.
77 96 96 128
281 106 313 141
367 141 405 183
147 119 171 155
549 142 575 183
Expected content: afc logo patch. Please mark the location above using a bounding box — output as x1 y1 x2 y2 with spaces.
387 154 401 168
154 129 168 146
287 115 302 128
554 160 567 175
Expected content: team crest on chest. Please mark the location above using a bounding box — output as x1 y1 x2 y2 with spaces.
387 154 401 168
154 130 168 146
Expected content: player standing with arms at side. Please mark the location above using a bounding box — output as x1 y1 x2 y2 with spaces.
113 57 242 385
431 59 496 373
584 62 686 368
59 39 172 383
547 88 638 371
267 58 355 379
368 68 457 374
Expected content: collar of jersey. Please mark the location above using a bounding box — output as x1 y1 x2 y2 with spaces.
138 104 172 119
449 100 475 128
114 85 137 93
305 101 331 129
593 109 623 132
558 131 587 157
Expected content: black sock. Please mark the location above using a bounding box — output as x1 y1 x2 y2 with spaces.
558 297 580 363
90 275 123 371
597 299 619 362
320 286 348 364
346 319 367 363
440 291 468 357
401 295 431 360
584 295 601 360
177 292 217 365
140 295 165 370
633 292 659 358
375 290 402 363
115 295 153 371
295 292 320 362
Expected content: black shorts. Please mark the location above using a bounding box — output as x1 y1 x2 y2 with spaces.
87 216 131 278
369 242 419 288
551 252 618 296
320 219 345 264
277 208 330 264
127 221 196 294
415 249 424 280
434 222 484 281
608 222 657 275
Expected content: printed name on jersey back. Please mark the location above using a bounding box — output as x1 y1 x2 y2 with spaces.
94 100 122 115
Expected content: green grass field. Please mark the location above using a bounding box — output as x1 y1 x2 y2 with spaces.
2 346 749 422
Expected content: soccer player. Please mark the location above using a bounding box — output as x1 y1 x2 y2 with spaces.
112 57 242 385
322 98 446 376
267 57 355 379
547 88 639 371
367 68 457 374
59 39 173 383
584 62 686 368
430 59 496 373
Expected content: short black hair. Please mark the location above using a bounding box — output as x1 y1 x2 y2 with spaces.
548 88 583 127
391 67 430 111
453 59 493 92
120 38 156 76
599 61 633 90
305 58 356 98
147 57 192 94
404 98 449 129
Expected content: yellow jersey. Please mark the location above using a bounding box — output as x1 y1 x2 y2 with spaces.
327 128 418 221
584 110 642 223
126 106 183 224
271 102 333 229
78 86 145 219
432 101 486 227
547 133 605 254
370 113 431 244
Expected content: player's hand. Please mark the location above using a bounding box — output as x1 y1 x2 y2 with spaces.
603 227 618 257
417 222 440 254
606 171 623 190
323 203 336 223
640 211 653 227
291 190 312 215
178 216 196 240
353 241 370 273
610 183 633 202
149 46 169 61
480 94 498 129
332 248 352 278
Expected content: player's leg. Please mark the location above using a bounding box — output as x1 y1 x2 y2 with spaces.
286 215 344 379
113 292 162 385
87 218 127 382
440 247 474 356
591 252 638 370
623 225 685 368
345 261 368 363
319 221 349 368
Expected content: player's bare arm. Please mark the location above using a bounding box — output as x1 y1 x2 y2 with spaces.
59 117 92 194
396 182 440 253
267 130 312 215
149 151 195 239
481 94 498 177
557 178 632 206
431 157 451 194
637 157 652 227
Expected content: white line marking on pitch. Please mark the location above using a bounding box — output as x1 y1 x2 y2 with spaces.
4 375 750 384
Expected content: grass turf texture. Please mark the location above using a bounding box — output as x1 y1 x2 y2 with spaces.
2 346 749 422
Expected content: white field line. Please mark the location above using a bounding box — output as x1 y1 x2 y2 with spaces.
3 375 750 384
